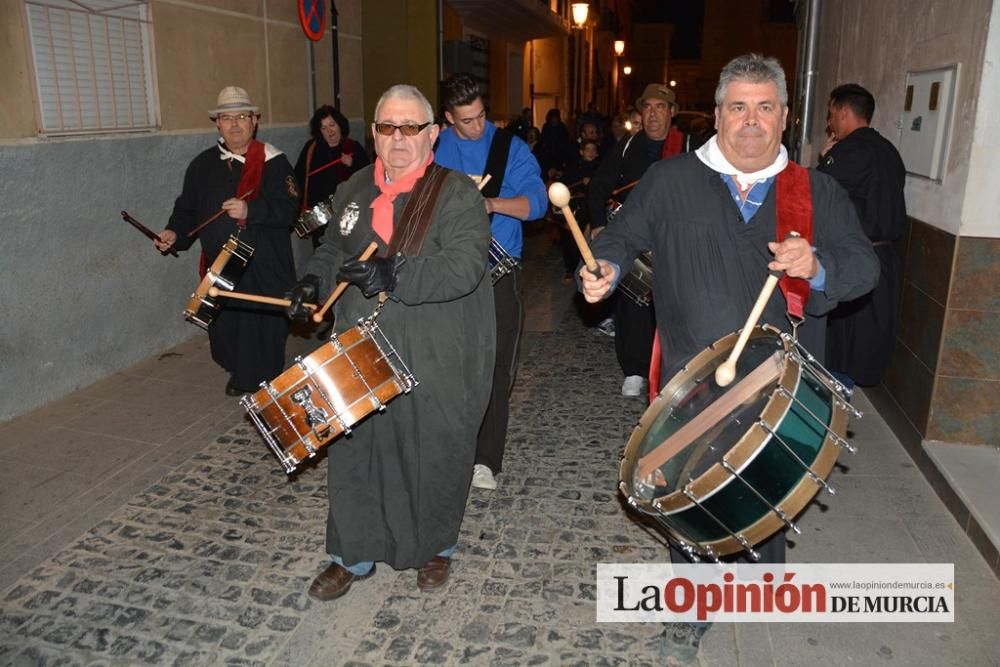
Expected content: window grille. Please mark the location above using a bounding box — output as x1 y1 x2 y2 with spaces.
23 0 157 135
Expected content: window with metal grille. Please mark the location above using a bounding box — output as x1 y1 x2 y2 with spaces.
23 0 158 135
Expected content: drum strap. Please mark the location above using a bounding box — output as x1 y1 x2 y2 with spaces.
481 128 513 204
385 163 449 257
774 162 814 320
300 140 317 212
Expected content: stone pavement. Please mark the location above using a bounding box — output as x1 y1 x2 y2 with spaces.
1 227 999 666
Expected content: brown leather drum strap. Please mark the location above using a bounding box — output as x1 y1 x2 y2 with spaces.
386 163 449 257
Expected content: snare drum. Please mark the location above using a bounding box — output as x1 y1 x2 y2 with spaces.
294 199 334 238
618 252 654 307
183 235 254 330
618 325 859 561
488 237 518 285
242 319 417 474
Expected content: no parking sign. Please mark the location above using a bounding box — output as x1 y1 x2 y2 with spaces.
298 0 327 41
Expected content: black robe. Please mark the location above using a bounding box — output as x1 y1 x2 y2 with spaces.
591 153 880 381
167 141 298 390
293 136 370 209
818 127 906 385
301 165 496 569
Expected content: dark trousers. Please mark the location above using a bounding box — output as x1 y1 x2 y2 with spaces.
614 290 656 377
476 267 524 474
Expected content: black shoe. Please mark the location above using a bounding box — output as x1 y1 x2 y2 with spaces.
660 622 711 665
225 382 252 396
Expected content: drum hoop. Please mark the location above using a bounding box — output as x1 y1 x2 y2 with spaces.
621 324 794 513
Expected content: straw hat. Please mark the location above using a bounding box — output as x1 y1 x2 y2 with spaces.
636 83 678 111
208 86 259 118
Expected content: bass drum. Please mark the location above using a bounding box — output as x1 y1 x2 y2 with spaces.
618 325 859 560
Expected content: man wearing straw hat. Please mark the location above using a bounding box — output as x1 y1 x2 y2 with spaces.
154 86 298 396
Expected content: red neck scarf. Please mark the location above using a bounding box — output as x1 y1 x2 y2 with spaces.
234 139 265 229
371 151 434 243
774 161 814 319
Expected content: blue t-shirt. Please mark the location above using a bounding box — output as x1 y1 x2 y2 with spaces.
435 122 547 258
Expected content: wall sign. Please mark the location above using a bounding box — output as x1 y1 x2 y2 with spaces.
298 0 327 42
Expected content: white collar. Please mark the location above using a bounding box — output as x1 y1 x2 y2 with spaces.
695 135 788 191
217 138 283 162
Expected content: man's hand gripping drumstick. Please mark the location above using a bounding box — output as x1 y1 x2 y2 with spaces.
549 182 613 291
715 231 817 386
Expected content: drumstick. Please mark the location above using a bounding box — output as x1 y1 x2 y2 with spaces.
476 174 492 191
548 182 601 279
186 189 255 238
312 241 380 323
714 272 781 387
120 210 179 257
637 351 783 480
207 287 317 310
607 179 640 201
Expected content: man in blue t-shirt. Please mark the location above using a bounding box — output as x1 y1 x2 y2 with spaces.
435 73 547 491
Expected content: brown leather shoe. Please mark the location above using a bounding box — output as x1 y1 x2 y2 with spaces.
416 556 451 592
308 562 375 601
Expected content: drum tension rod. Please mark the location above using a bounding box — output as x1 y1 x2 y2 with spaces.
783 335 863 419
720 459 801 535
681 483 761 562
775 386 857 454
295 358 351 437
759 420 837 496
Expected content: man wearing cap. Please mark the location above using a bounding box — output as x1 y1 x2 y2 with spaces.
586 83 692 398
433 73 547 492
154 86 298 395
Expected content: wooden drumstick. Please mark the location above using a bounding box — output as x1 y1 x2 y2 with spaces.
311 241 380 323
607 178 640 201
548 182 601 278
207 287 316 310
476 174 492 191
186 189 255 238
714 272 781 387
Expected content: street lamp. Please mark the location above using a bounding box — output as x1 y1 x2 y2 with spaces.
623 65 632 76
614 40 625 57
571 3 589 27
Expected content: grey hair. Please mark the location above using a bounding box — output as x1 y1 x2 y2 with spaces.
715 54 788 107
374 84 434 124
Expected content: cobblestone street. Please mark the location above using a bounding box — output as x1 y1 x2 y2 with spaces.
2 231 998 666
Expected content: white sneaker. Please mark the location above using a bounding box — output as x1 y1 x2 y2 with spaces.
471 464 498 490
622 375 646 397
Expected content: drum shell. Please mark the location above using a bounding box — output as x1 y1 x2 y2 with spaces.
294 200 334 238
244 325 408 471
617 252 653 307
183 236 253 329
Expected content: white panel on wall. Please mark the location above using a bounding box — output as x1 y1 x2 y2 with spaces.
898 65 959 182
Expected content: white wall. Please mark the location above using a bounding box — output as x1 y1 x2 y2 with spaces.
811 0 994 236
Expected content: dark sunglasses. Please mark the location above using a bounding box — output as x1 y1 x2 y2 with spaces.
374 121 432 137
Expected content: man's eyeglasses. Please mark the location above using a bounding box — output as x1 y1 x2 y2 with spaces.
217 113 255 123
374 122 432 137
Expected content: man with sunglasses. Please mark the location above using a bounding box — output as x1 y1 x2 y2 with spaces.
285 84 496 600
434 73 547 492
154 86 297 396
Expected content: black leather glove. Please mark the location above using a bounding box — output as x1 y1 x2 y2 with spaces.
285 274 320 321
335 255 405 298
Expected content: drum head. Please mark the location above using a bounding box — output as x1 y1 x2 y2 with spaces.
621 329 787 508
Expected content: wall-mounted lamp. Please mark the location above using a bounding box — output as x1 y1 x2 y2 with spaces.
614 40 625 57
623 65 632 76
669 80 677 87
571 2 589 27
